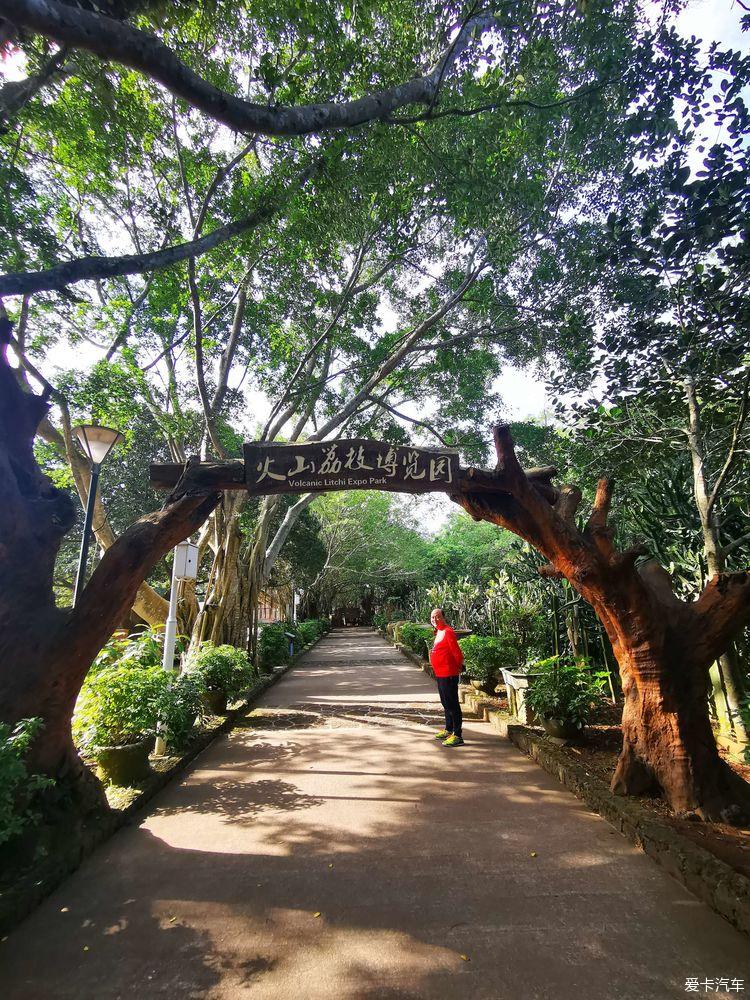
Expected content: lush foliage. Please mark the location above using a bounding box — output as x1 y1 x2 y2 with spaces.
0 719 53 847
399 623 434 659
525 658 607 729
257 617 329 669
295 619 330 646
90 628 180 674
73 665 169 749
189 643 254 699
156 674 206 749
258 622 295 671
73 663 206 751
458 636 512 686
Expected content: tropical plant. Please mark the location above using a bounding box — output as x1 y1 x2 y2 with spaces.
0 718 54 847
426 578 481 629
525 658 607 730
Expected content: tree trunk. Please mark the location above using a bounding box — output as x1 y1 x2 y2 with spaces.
0 316 219 791
684 376 749 742
453 425 750 822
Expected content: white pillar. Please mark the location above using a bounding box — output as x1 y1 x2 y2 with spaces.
154 541 197 756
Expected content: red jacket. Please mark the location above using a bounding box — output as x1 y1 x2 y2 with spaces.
429 625 464 677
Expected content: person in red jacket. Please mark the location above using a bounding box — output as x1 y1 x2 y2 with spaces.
429 608 464 747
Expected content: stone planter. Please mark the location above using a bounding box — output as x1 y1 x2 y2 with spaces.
203 688 229 715
95 739 152 786
541 717 580 740
500 668 541 725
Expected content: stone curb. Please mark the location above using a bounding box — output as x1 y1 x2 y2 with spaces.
380 628 750 938
0 635 326 936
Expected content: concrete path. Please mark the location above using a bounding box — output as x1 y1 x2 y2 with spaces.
2 629 748 999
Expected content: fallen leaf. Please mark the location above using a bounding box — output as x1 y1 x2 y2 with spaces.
60 907 69 913
83 946 89 952
328 863 334 869
169 917 176 923
530 852 537 858
314 911 321 918
460 954 470 962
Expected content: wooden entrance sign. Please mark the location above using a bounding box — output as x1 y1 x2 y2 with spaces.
243 439 460 496
150 440 559 502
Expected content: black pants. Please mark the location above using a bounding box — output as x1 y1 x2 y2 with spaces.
436 675 462 737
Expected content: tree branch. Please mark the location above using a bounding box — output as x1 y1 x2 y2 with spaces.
4 0 495 136
0 162 317 295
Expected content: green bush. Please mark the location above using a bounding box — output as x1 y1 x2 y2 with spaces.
458 635 511 685
0 718 53 847
75 661 209 752
258 622 293 670
400 623 433 659
190 642 254 700
73 664 168 750
157 673 205 748
525 657 607 729
295 619 328 646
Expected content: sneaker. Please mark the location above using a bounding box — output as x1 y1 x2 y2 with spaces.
434 729 451 740
442 734 465 748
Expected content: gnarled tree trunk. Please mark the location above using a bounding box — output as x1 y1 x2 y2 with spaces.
453 425 750 822
0 317 219 793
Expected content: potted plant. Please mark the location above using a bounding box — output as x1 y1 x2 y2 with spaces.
73 665 167 785
524 657 606 739
190 642 254 714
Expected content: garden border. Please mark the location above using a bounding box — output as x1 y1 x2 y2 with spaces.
381 628 750 938
0 634 325 937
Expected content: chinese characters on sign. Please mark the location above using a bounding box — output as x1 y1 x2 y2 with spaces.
243 439 460 496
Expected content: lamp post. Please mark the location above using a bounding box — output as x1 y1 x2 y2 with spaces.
72 423 123 606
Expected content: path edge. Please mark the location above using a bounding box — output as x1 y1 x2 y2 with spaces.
0 635 325 937
379 627 750 938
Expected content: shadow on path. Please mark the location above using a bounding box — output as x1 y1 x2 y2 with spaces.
1 629 747 1000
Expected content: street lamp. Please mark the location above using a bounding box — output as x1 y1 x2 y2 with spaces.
72 423 123 606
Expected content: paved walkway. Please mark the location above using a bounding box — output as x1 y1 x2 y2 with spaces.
2 629 748 999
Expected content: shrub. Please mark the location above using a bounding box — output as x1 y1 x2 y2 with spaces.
295 619 328 646
400 623 433 659
190 642 254 699
525 657 607 729
73 664 168 750
157 673 206 748
0 718 53 847
258 622 293 670
458 636 511 685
